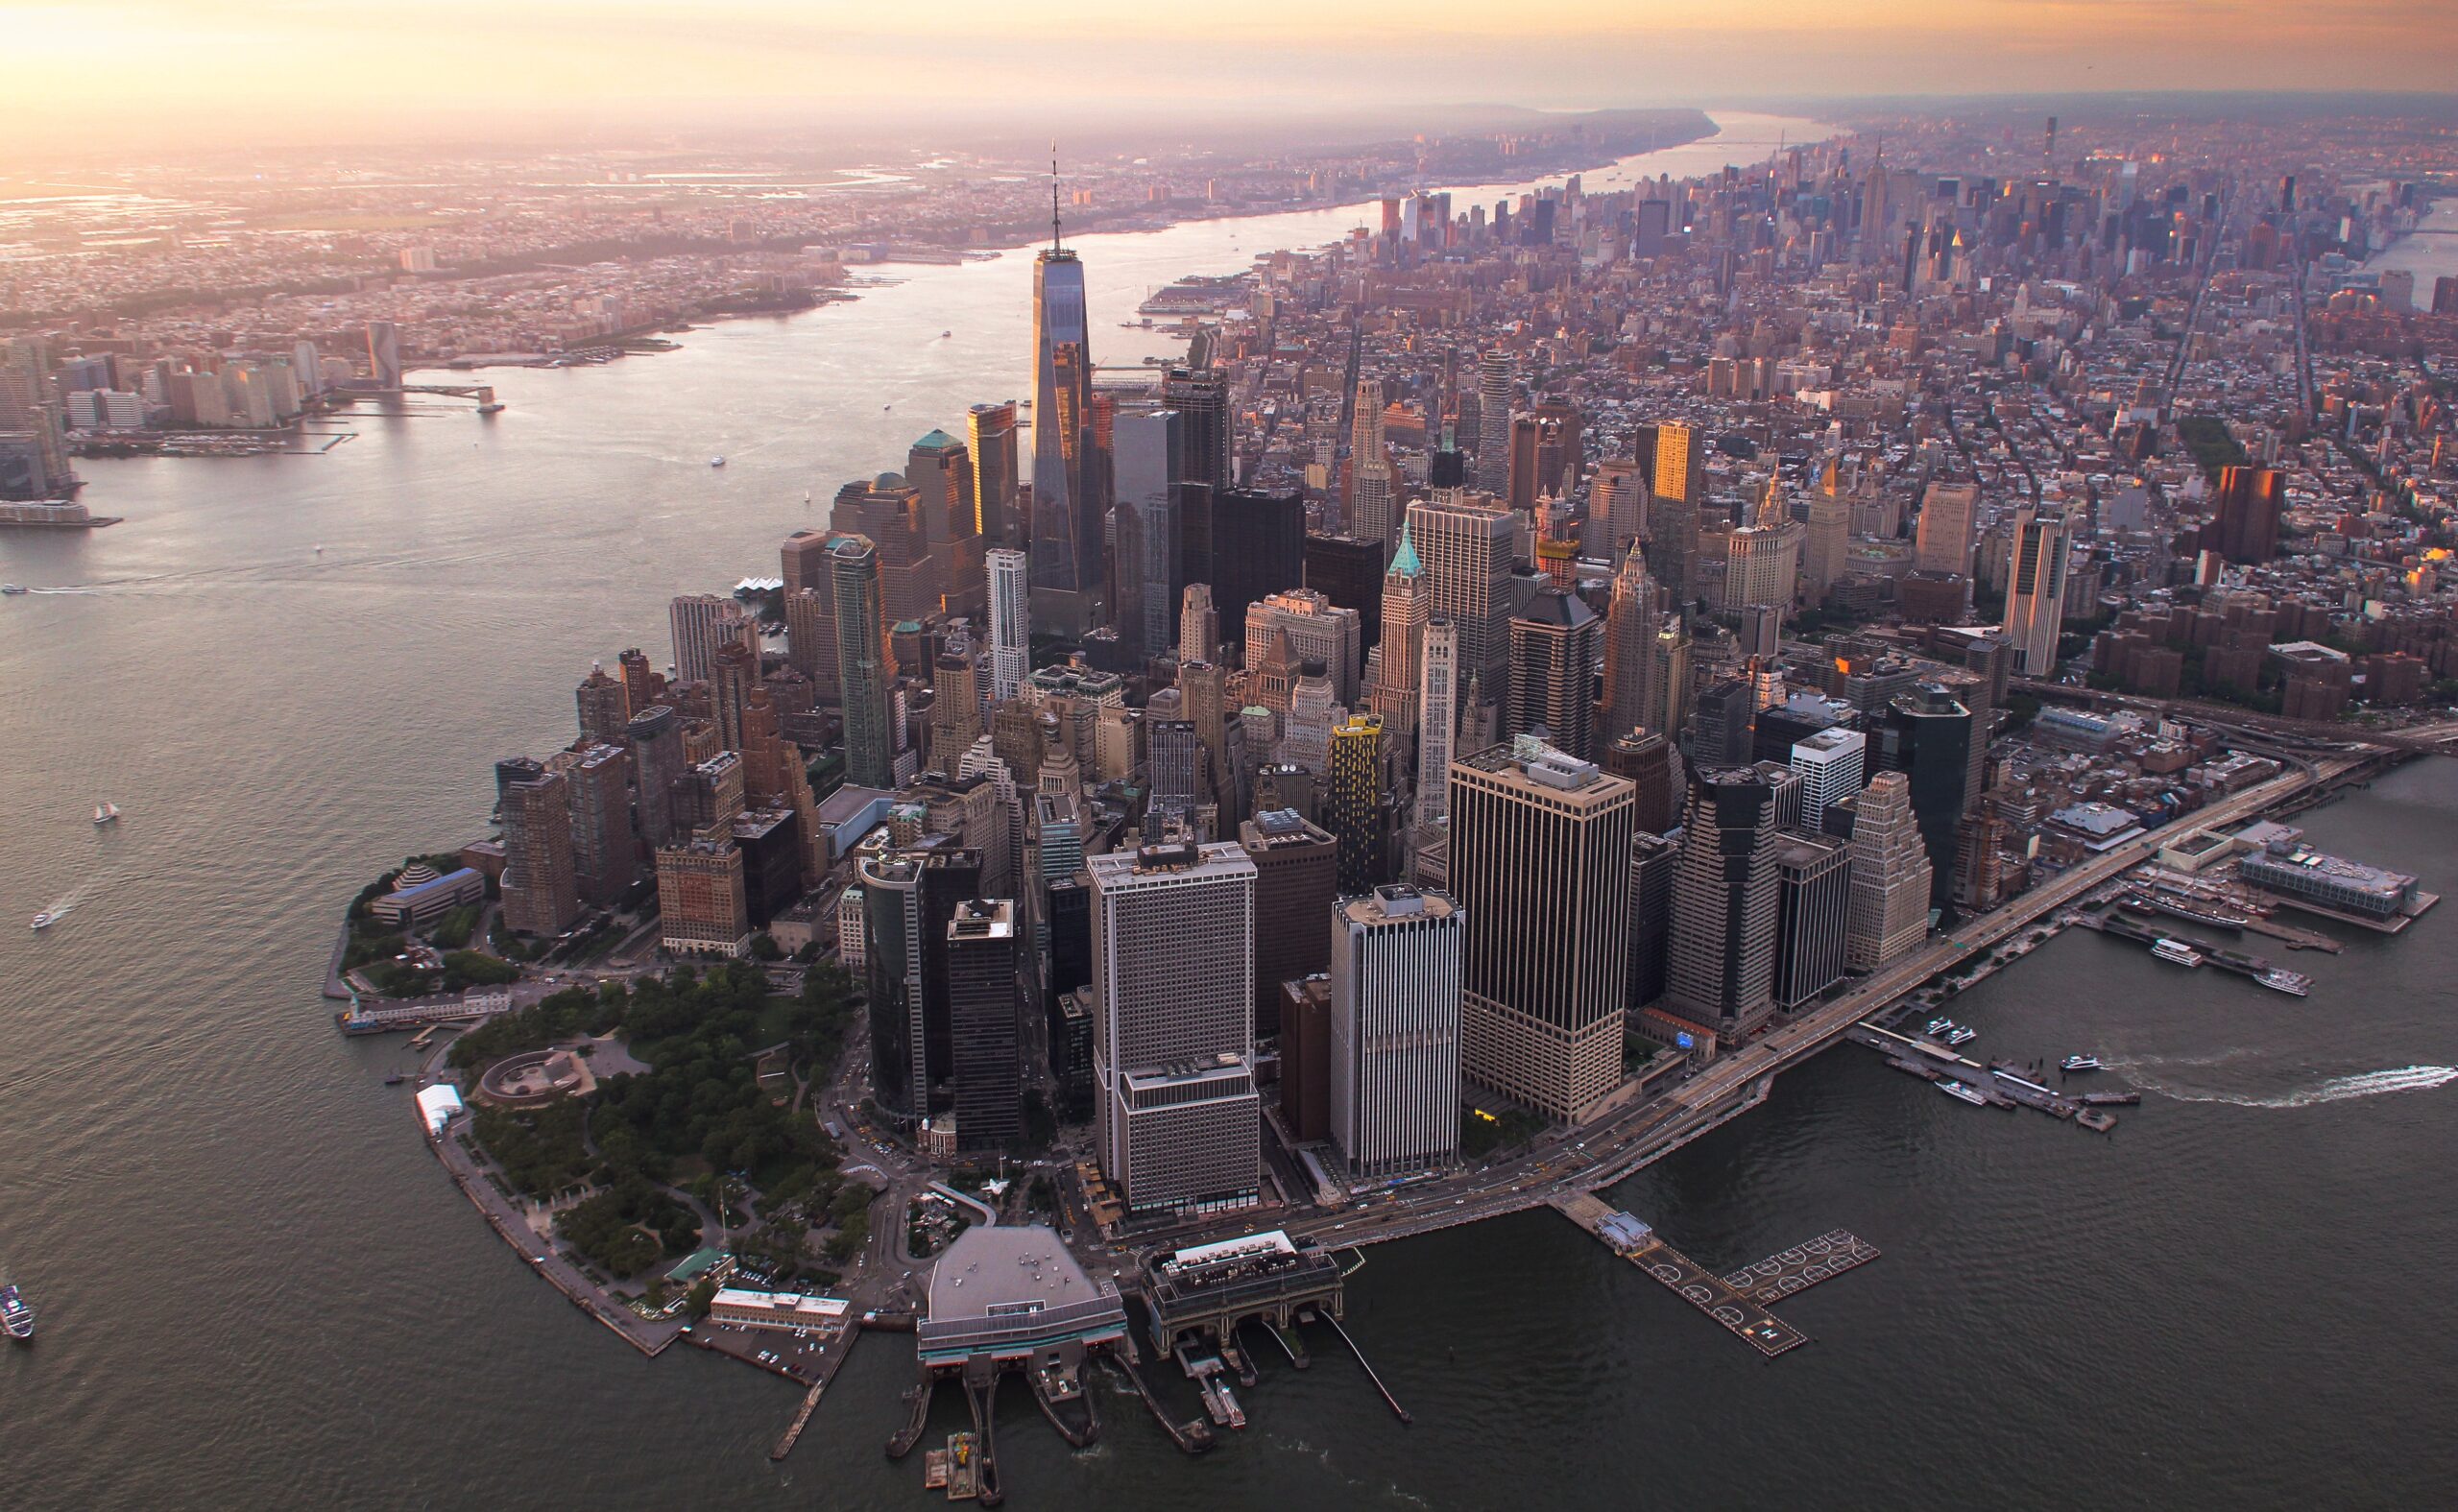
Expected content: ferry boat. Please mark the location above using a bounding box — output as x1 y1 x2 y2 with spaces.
1925 1016 1954 1036
1947 1026 1978 1046
31 909 59 931
2061 1054 2104 1072
1937 1079 1991 1107
2151 938 2205 968
2256 968 2312 997
93 801 120 825
1 1282 35 1341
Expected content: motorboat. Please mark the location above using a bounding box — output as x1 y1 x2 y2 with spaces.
1947 1026 1978 1046
710 456 726 468
1 584 27 595
2061 1054 2104 1072
31 910 59 931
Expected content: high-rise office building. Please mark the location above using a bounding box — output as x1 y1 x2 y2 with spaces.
1112 407 1183 662
1304 533 1386 650
1916 482 1979 576
1474 351 1514 494
1506 403 1580 514
1162 365 1231 588
1406 491 1516 708
1773 836 1851 1010
626 704 683 849
1665 767 1785 1044
2210 465 2284 564
1030 229 1102 634
1649 422 1700 601
1327 714 1388 895
1600 550 1662 745
831 535 898 790
928 650 983 771
1844 772 1933 969
1415 617 1458 830
1448 739 1634 1120
1789 726 1867 833
668 593 756 685
710 639 760 754
1872 686 1972 910
495 757 582 937
1627 829 1677 1009
1588 459 1650 561
945 899 1021 1150
1211 489 1308 657
782 529 844 700
1508 588 1601 759
1371 523 1429 735
967 401 1020 547
2002 507 2069 676
985 548 1029 703
1090 840 1262 1215
1331 885 1463 1177
858 846 983 1120
1803 487 1850 602
908 428 982 619
1245 588 1364 708
1179 583 1219 664
1240 808 1337 1039
1602 729 1679 835
830 471 936 624
1693 678 1757 768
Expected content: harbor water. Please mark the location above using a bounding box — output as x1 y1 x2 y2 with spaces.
5 113 2456 1509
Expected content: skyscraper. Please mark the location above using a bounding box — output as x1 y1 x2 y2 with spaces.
1627 829 1677 1009
831 534 897 790
1211 489 1308 658
1448 739 1633 1120
782 529 843 700
1406 491 1516 708
1415 616 1458 830
2211 465 2284 564
1803 488 1850 602
1844 771 1933 969
1327 713 1388 895
575 663 631 748
626 705 683 850
1239 808 1337 1038
1602 729 1679 835
1665 767 1785 1045
1162 364 1231 588
1372 523 1429 736
967 401 1020 547
1915 482 1979 576
1789 726 1867 833
1872 685 1972 910
1507 588 1602 759
1349 374 1397 554
1600 549 1662 745
668 593 756 685
2002 507 2069 676
495 757 580 937
1244 587 1364 708
1178 583 1218 664
1588 459 1651 561
553 743 635 907
1475 351 1514 494
1331 885 1463 1177
1030 219 1102 634
859 845 984 1119
1090 840 1261 1215
1112 407 1183 662
908 428 982 619
985 548 1029 703
1772 836 1851 1010
946 899 1022 1151
1649 421 1700 602
710 639 760 753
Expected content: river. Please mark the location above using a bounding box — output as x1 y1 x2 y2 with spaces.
6 110 2456 1510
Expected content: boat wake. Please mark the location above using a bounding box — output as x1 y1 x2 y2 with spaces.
2141 1064 2458 1109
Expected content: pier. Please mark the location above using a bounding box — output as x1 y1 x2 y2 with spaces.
2083 907 2313 995
1552 1193 1812 1358
1723 1230 1883 1308
1318 1311 1411 1423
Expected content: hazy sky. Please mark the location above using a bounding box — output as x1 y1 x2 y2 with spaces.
8 0 2454 149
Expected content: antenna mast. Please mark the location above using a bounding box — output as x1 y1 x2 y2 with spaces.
1050 142 1063 251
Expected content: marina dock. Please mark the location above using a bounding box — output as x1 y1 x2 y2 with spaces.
1552 1193 1813 1358
2083 907 2314 995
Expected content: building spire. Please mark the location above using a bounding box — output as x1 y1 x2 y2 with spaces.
1050 141 1063 252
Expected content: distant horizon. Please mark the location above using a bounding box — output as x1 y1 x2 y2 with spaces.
5 0 2455 156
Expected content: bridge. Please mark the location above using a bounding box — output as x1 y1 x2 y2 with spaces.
2013 678 2458 756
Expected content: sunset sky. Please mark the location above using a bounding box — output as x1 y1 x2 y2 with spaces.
7 0 2453 149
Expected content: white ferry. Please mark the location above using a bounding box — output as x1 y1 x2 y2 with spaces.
2061 1054 2104 1073
2256 968 2312 997
2151 938 2205 968
1938 1079 1991 1107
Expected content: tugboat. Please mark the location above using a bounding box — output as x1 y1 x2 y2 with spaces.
1 1281 35 1341
2061 1054 2104 1073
